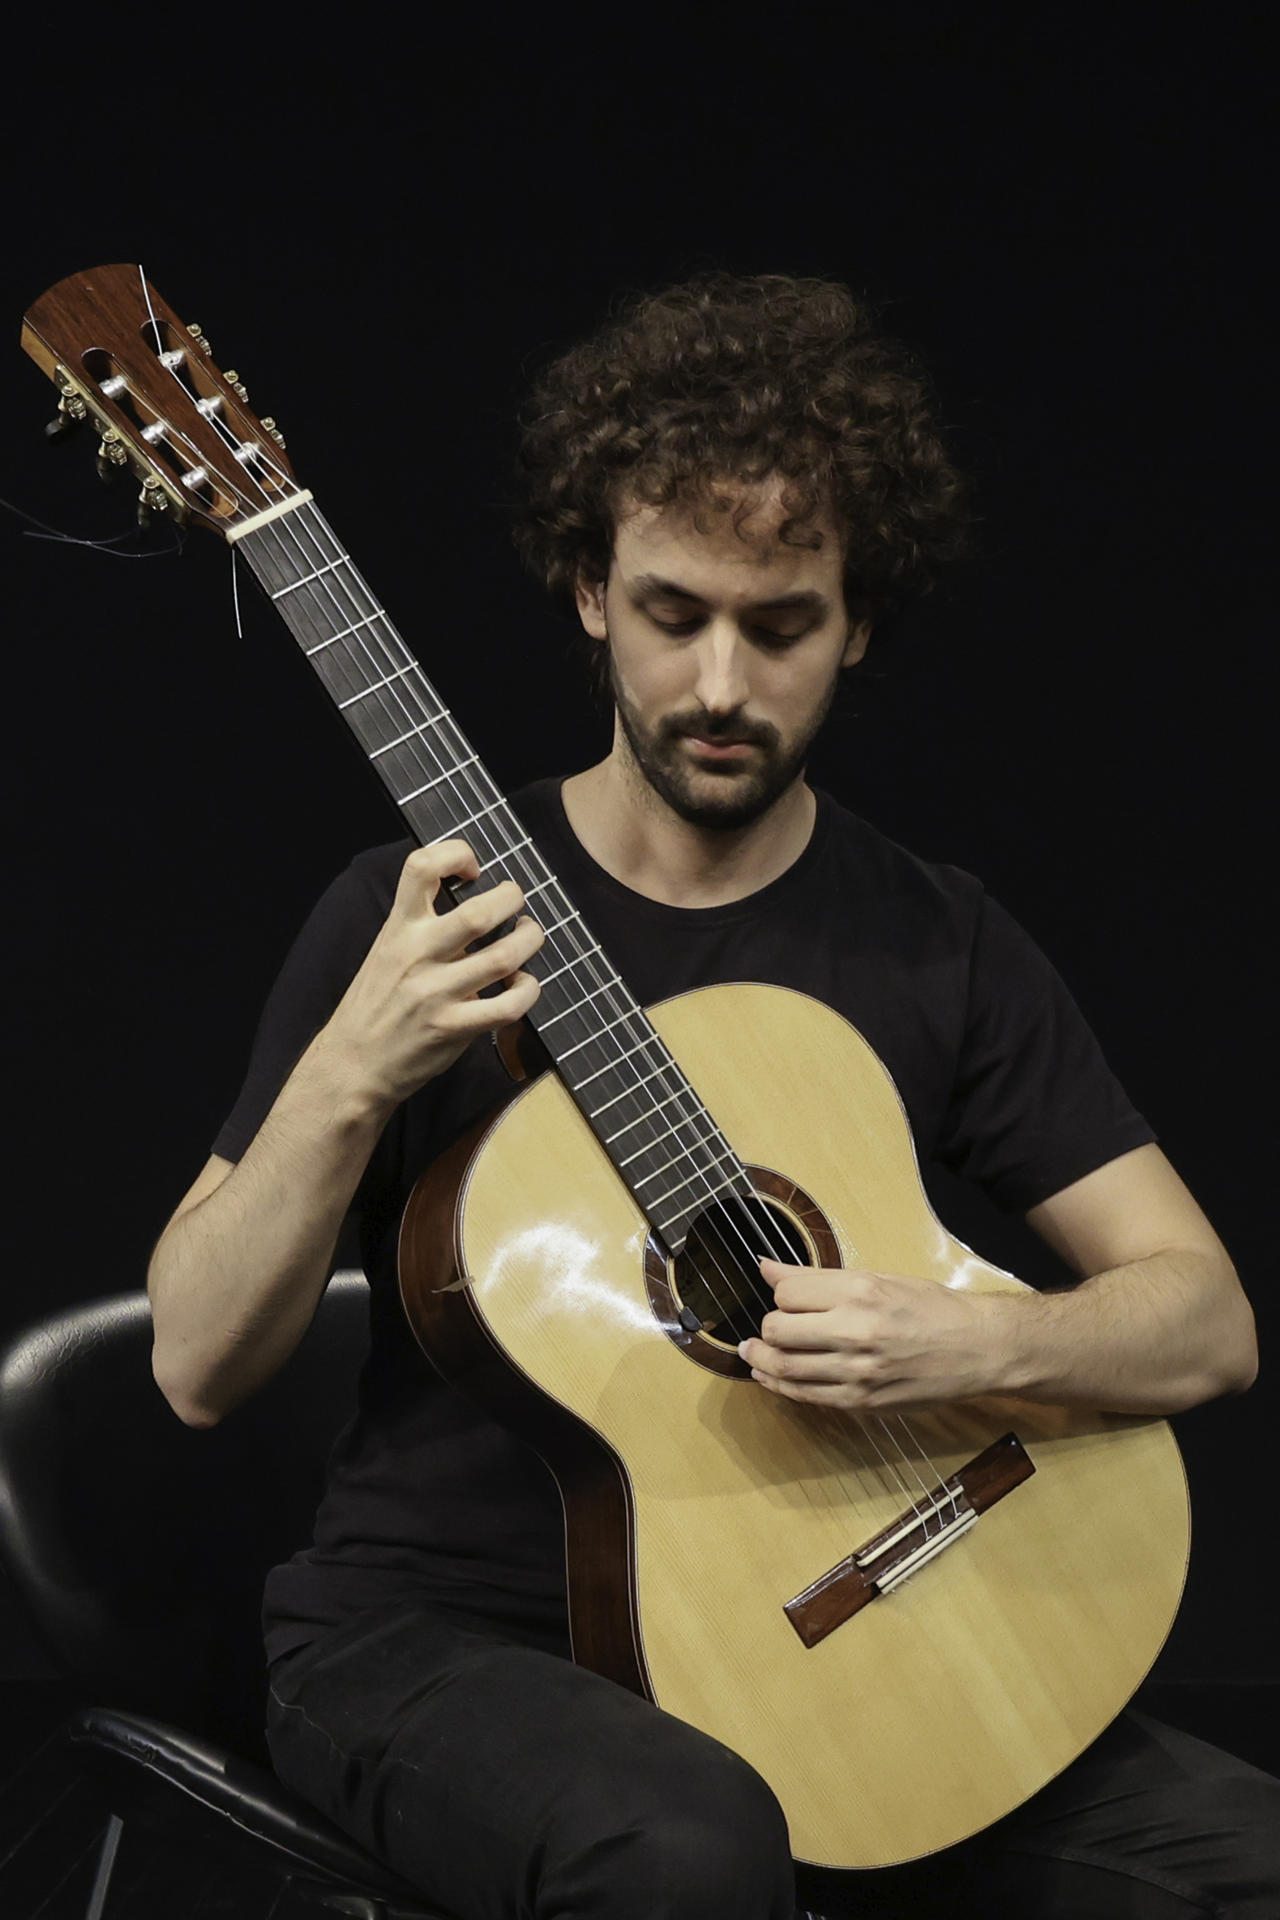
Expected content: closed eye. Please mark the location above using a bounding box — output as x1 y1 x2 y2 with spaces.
650 616 809 647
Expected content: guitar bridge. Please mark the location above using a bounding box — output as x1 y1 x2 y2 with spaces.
783 1431 1034 1649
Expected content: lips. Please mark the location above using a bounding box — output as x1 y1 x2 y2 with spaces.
682 733 757 755
687 737 756 760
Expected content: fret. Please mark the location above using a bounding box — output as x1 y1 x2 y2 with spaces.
439 795 506 839
304 612 384 656
632 1138 738 1192
337 664 415 709
537 974 625 1028
426 816 530 861
591 1060 681 1120
538 909 589 941
556 1004 645 1061
604 1083 702 1142
537 944 605 988
645 1168 740 1214
523 877 567 904
617 1112 710 1166
235 501 750 1255
571 1031 666 1091
270 554 350 598
398 761 473 806
369 715 449 757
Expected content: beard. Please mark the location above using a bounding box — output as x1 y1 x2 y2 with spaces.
609 655 839 833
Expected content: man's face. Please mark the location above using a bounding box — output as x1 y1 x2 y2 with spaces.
575 480 870 831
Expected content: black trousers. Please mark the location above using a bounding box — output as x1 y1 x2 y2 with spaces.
265 1596 1280 1918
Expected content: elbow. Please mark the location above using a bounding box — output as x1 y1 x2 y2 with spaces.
1198 1295 1259 1404
1223 1285 1260 1396
1221 1335 1260 1399
150 1343 226 1429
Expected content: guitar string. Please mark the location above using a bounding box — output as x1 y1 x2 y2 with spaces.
253 497 949 1532
251 506 932 1529
135 313 947 1534
122 283 920 1519
249 504 938 1527
177 360 950 1536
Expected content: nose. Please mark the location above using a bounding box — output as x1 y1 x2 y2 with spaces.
692 624 751 716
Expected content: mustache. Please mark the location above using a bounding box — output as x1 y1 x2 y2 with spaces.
660 709 779 751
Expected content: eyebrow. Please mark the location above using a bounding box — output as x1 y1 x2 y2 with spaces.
628 573 829 614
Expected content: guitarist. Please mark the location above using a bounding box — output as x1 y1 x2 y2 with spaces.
147 272 1274 1917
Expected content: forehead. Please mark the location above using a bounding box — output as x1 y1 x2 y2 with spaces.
611 480 843 600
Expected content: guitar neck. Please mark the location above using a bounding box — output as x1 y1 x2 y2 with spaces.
235 497 748 1253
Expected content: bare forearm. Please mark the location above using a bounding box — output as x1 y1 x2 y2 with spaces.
148 844 544 1428
996 1246 1258 1415
148 1040 392 1426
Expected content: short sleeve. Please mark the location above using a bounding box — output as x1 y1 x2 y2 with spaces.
934 894 1156 1213
211 842 409 1164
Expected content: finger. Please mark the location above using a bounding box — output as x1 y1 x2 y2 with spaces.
452 915 545 994
749 1372 867 1408
759 1261 850 1313
429 879 530 958
755 1309 846 1351
391 841 481 917
738 1342 847 1382
452 966 542 1031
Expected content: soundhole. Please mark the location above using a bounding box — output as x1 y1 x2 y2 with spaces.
673 1194 812 1349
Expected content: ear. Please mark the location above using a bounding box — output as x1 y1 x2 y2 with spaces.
841 609 873 669
574 573 609 641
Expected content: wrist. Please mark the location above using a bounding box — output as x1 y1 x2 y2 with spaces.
981 1286 1051 1398
289 1029 401 1140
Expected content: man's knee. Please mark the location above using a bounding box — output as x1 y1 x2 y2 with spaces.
558 1736 794 1918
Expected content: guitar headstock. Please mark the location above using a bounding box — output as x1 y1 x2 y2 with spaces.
21 264 309 539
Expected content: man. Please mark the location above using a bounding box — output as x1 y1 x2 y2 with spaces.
148 273 1273 1915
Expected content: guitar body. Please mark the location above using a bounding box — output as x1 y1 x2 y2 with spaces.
401 981 1190 1871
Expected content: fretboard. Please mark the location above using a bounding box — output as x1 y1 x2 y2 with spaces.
236 497 750 1254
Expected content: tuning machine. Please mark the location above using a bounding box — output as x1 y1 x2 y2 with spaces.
96 428 129 481
136 475 173 529
44 380 88 443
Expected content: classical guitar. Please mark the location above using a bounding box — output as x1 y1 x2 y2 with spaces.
22 265 1191 1871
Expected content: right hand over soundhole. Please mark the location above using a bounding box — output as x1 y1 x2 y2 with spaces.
312 840 545 1112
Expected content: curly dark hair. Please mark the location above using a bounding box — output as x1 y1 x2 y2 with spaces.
511 270 976 626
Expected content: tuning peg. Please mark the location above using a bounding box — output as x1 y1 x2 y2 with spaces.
44 389 88 442
223 369 250 403
95 429 129 481
136 476 170 527
260 416 287 448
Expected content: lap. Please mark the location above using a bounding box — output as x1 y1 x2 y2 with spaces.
267 1598 1280 1919
266 1595 794 1920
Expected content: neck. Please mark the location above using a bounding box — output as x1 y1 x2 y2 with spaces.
562 741 816 909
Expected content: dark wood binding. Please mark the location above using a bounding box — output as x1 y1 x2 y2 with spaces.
784 1432 1035 1649
398 1110 652 1699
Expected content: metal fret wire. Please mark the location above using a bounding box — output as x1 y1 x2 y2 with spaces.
136 343 783 1348
237 507 931 1535
249 510 777 1267
123 278 909 1505
249 499 948 1527
144 303 952 1529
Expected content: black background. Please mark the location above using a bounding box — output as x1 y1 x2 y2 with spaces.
2 12 1271 1685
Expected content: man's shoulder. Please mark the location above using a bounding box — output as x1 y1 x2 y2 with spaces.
814 789 986 920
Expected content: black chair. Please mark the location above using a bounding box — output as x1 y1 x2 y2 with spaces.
0 1273 448 1918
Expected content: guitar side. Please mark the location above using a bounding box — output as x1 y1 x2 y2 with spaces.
401 985 1190 1870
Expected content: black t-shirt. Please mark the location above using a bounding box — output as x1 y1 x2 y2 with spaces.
211 779 1155 1664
